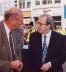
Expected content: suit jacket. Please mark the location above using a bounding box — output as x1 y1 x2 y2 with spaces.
0 21 24 72
27 31 66 72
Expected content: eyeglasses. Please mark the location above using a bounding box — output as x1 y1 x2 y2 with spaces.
37 22 48 26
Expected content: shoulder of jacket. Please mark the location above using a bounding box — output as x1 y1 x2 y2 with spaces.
52 31 63 37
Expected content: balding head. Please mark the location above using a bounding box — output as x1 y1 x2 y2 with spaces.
7 7 22 14
39 14 54 25
4 7 24 30
38 14 54 30
4 7 23 20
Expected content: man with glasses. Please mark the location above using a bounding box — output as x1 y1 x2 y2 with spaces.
0 7 24 72
27 14 66 72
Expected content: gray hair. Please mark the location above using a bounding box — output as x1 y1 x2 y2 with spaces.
39 14 54 29
39 14 54 25
4 7 23 20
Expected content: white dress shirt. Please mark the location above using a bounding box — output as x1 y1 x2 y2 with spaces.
42 30 52 48
3 21 10 42
3 21 16 59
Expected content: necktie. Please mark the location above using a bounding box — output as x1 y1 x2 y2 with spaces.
42 35 48 63
9 32 16 60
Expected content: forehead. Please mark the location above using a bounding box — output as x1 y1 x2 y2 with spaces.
8 8 23 17
38 16 47 23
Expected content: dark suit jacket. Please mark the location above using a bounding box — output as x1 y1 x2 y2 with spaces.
26 31 66 72
0 21 24 72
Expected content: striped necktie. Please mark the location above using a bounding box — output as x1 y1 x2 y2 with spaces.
9 32 16 60
42 35 48 63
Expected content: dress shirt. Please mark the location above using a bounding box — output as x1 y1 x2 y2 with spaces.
42 30 52 48
42 30 52 66
3 21 15 59
3 21 10 42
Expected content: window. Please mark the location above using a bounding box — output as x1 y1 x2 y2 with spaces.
53 16 61 29
14 0 17 3
48 0 52 4
19 2 22 8
19 0 25 8
27 1 31 8
42 0 52 4
22 2 25 8
14 0 17 7
19 0 22 8
35 0 40 5
15 4 17 7
55 0 60 3
42 0 47 4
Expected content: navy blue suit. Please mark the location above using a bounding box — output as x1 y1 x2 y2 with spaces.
26 31 66 72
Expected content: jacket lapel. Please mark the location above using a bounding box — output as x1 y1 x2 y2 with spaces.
0 22 12 60
45 31 55 61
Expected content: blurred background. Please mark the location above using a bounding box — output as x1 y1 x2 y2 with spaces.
0 0 66 34
0 0 66 72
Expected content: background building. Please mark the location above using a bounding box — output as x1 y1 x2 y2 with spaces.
0 0 19 20
0 0 66 72
20 0 66 30
0 0 66 29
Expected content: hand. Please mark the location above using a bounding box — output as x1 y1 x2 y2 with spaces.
40 62 52 72
10 60 23 71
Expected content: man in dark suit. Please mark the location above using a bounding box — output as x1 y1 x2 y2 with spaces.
0 7 24 72
28 14 66 72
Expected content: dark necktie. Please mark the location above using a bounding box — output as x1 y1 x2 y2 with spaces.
9 32 16 60
42 35 48 63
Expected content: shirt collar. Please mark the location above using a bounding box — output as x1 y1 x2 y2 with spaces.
3 21 10 34
42 30 52 38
